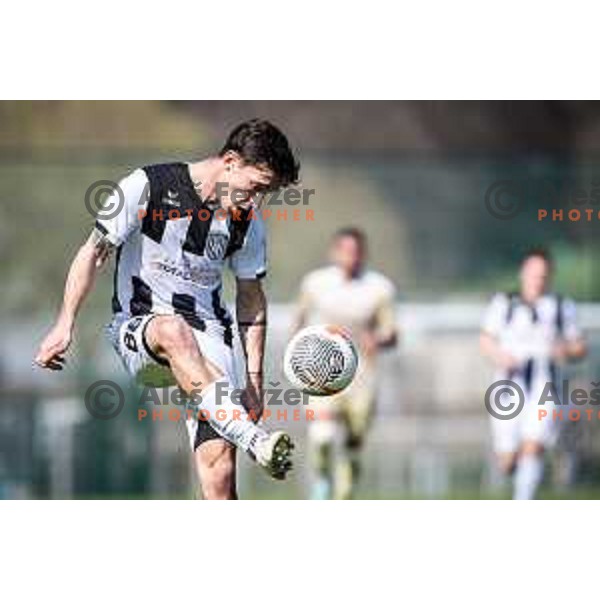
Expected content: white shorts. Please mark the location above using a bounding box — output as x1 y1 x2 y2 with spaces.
490 399 559 454
105 313 242 449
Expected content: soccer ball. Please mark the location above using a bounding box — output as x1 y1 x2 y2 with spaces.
283 325 359 396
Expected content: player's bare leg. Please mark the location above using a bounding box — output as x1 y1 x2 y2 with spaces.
145 315 293 483
194 440 237 500
513 440 545 500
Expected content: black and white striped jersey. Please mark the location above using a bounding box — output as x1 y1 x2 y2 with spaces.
95 163 267 344
481 292 581 390
482 292 581 355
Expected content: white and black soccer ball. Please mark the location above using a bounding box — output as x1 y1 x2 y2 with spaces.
283 325 359 396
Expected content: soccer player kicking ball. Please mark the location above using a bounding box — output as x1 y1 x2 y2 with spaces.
480 249 587 500
293 228 398 499
35 119 299 499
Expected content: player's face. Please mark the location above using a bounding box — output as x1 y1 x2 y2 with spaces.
220 155 275 211
520 256 551 300
331 236 364 276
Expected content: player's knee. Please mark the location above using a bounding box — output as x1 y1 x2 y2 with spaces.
153 316 197 357
201 458 236 500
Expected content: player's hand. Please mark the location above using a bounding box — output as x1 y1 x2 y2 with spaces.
34 321 72 371
360 330 379 359
551 341 569 364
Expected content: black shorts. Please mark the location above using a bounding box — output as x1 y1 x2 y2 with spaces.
193 421 224 449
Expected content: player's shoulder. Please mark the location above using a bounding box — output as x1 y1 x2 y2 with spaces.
122 167 150 186
362 269 396 299
480 291 515 331
140 161 186 176
487 290 516 306
94 168 149 221
108 167 150 200
481 292 516 322
544 292 576 304
136 162 191 194
301 265 339 289
304 265 338 282
540 293 577 311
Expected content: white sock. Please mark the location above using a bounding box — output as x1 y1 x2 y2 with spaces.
312 476 332 500
513 454 544 500
189 377 266 453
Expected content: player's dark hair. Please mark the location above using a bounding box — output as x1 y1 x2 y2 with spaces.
220 119 300 188
334 227 367 252
522 247 553 267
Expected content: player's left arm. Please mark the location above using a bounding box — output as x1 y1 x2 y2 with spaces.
359 284 398 359
236 278 267 420
553 298 588 363
230 215 268 420
373 292 399 349
365 281 399 355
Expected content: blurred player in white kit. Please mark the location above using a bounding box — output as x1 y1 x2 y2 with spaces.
293 228 398 499
480 248 587 500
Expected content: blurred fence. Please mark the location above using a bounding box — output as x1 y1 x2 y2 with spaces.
2 303 600 499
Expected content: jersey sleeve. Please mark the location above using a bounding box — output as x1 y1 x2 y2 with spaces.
561 298 582 341
229 215 267 279
481 293 508 337
93 169 150 247
295 272 318 318
299 271 317 299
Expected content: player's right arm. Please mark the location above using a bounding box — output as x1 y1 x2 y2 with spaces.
34 232 109 370
34 169 149 370
480 332 521 371
479 293 520 371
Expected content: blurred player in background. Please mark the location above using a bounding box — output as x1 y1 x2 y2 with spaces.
293 228 398 499
480 248 587 500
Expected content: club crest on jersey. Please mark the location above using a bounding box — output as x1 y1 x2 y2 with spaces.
205 233 229 260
